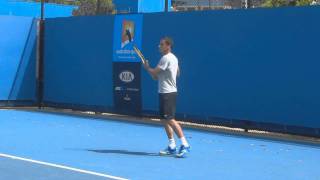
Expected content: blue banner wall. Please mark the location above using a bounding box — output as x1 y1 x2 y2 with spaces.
42 7 320 135
141 7 320 129
44 16 114 109
138 0 168 13
114 0 138 13
9 19 37 101
0 16 36 102
113 0 168 13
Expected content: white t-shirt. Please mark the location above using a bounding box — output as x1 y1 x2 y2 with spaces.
157 52 179 94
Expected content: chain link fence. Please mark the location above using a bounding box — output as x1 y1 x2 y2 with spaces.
3 0 318 17
32 0 320 17
172 0 320 11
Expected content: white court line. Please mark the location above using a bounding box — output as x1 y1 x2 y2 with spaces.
0 153 129 180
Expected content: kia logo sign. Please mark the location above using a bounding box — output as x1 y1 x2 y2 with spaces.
119 71 134 83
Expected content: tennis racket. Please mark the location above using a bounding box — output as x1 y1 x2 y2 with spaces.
133 46 146 64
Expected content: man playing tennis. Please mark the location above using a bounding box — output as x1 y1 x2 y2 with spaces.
142 37 190 158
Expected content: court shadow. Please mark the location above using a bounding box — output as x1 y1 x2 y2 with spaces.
86 149 162 157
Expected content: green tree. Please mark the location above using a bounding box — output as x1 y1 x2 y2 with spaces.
262 0 313 7
262 0 288 7
72 0 114 16
295 0 313 5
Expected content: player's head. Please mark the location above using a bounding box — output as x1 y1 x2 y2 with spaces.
159 37 173 54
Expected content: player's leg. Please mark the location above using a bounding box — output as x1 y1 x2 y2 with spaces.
159 93 177 155
163 120 174 139
167 119 190 158
167 119 184 139
164 93 190 158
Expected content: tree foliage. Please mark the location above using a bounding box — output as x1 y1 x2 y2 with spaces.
262 0 313 7
72 0 114 16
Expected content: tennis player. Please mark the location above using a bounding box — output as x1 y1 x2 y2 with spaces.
142 37 190 158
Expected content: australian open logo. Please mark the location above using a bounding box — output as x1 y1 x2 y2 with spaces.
119 71 134 83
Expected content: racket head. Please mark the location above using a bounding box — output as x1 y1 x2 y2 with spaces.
133 46 146 64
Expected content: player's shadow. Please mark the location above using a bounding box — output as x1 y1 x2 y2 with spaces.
86 149 162 157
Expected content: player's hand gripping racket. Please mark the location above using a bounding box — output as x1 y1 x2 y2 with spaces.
133 46 146 64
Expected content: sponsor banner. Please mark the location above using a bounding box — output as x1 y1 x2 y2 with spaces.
113 62 141 114
113 14 143 62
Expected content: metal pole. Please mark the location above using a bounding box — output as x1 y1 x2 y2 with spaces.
96 0 101 15
248 0 252 8
41 0 44 20
37 0 45 108
243 0 248 9
165 0 169 12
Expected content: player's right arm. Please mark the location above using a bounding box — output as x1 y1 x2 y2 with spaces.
143 60 161 81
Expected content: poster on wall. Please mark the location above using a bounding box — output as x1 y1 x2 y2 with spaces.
113 14 143 62
113 62 141 114
112 14 143 115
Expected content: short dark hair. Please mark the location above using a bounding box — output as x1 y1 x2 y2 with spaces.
162 37 173 47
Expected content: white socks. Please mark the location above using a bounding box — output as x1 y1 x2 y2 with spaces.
180 137 189 147
169 138 176 149
168 137 189 148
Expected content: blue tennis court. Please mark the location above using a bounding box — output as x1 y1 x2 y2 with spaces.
1 109 319 180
